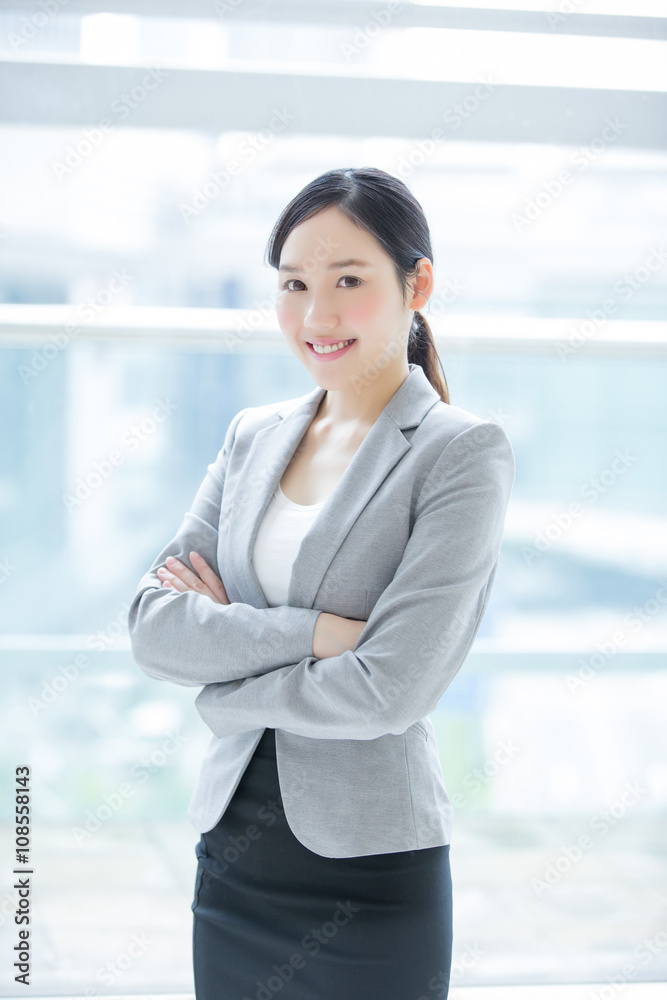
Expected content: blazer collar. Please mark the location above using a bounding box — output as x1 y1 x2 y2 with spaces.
229 363 442 610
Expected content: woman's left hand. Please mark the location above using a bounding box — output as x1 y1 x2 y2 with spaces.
156 551 230 605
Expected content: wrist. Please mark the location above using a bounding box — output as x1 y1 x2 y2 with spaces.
312 612 365 659
312 612 336 659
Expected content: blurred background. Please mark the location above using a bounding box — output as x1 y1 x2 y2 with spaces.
0 0 666 996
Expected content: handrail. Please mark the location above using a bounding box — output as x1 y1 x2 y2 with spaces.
1 306 666 357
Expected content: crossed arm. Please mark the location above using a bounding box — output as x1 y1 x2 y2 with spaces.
190 421 515 742
155 554 365 661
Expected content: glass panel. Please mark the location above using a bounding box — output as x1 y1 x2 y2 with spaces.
1 130 666 321
1 10 664 87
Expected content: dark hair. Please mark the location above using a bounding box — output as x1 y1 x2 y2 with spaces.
264 166 449 404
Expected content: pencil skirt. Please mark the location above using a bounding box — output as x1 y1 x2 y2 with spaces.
191 726 453 1000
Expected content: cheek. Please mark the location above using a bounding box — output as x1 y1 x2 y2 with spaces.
276 299 299 327
344 288 388 325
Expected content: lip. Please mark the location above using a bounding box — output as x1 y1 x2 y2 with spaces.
306 339 357 362
306 337 356 346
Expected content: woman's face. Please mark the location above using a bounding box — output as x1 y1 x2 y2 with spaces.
275 205 431 387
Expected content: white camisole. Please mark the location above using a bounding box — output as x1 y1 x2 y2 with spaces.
251 483 326 607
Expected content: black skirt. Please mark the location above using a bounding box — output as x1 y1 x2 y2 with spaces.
191 726 453 1000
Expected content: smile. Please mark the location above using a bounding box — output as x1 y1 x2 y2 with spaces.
307 339 356 359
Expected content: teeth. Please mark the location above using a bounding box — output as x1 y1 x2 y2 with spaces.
311 339 355 354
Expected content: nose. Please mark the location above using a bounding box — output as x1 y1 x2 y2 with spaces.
302 291 338 331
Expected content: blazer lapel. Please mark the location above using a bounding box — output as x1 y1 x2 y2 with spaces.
228 363 441 611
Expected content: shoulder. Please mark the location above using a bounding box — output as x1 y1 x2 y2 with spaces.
224 387 315 446
415 399 516 496
420 398 513 454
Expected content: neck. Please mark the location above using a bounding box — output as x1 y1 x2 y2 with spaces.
316 360 411 431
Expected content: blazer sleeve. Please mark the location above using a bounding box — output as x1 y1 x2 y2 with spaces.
128 406 322 687
194 419 516 738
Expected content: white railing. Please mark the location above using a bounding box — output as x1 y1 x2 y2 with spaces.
1 305 666 356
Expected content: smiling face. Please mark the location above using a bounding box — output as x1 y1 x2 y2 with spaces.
275 205 430 388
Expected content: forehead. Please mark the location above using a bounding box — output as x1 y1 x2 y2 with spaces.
278 206 386 271
278 257 375 274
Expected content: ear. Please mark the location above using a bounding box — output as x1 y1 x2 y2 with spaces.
408 257 434 310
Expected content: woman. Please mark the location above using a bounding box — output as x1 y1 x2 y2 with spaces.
128 166 515 999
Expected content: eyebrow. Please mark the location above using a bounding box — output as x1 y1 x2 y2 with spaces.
278 258 375 274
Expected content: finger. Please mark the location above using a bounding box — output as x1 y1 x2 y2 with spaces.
164 556 210 595
157 569 189 594
161 559 221 604
158 563 199 594
162 570 218 602
189 551 229 603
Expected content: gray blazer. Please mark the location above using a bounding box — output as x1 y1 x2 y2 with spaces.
128 362 515 858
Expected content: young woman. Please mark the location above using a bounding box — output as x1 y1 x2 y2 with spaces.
128 166 515 999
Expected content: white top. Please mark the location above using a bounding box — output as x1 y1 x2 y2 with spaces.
252 482 326 607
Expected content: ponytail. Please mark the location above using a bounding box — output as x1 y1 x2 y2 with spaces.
407 310 449 404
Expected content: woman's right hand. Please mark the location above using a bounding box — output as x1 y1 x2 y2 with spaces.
312 612 367 659
156 551 230 605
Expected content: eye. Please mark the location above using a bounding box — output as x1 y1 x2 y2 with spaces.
281 275 362 291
